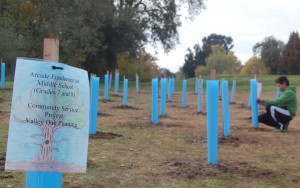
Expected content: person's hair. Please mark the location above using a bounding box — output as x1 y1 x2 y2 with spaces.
275 76 289 86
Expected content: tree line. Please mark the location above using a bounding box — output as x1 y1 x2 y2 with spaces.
182 32 300 77
0 0 205 80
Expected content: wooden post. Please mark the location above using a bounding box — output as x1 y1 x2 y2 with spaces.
210 69 216 80
43 38 59 62
26 38 62 188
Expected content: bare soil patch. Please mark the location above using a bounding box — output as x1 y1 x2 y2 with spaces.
100 99 115 103
118 121 183 128
0 88 13 91
112 105 140 110
112 94 123 98
247 127 271 132
0 153 14 179
97 112 111 117
190 135 258 146
165 158 280 179
0 152 6 171
191 111 207 116
1 86 300 187
89 132 123 139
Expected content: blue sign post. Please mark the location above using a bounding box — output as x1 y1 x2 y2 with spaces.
206 80 219 165
182 80 187 107
104 74 109 100
250 79 258 127
152 78 158 124
136 74 139 93
115 71 119 95
222 80 230 136
109 73 112 90
160 78 166 116
1 62 5 88
197 79 203 113
172 78 175 94
167 78 172 101
90 76 100 134
195 78 198 94
123 78 128 106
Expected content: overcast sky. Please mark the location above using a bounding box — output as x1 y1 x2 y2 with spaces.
147 0 300 73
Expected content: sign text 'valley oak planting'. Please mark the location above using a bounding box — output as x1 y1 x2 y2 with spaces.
5 58 90 173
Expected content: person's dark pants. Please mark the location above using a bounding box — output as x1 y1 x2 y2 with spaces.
258 104 292 130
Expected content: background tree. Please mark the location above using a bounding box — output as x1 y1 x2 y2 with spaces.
182 33 234 78
182 48 197 78
202 33 234 59
117 51 160 81
175 67 184 80
253 36 285 74
278 32 300 74
158 68 175 78
240 56 270 74
182 44 206 78
194 65 206 78
0 0 206 77
198 45 240 75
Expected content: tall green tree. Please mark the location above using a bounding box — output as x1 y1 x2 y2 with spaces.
253 36 285 74
202 33 234 60
182 48 196 78
182 33 234 78
0 0 206 76
202 45 240 75
182 44 205 78
158 68 175 78
240 56 269 75
278 32 300 74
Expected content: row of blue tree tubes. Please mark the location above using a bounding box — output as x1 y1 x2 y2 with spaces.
151 78 260 165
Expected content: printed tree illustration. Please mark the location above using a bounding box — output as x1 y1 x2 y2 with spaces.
12 80 86 163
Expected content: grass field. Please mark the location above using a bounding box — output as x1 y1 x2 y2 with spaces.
0 75 300 188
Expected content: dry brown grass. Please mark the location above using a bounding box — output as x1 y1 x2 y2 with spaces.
1 84 300 188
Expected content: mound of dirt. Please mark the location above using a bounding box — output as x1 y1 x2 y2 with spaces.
112 105 140 110
165 158 280 179
100 99 115 103
219 136 241 147
89 132 123 139
162 123 183 128
247 127 271 132
0 153 6 171
191 112 207 116
112 94 123 98
190 136 258 146
0 88 13 91
97 112 111 117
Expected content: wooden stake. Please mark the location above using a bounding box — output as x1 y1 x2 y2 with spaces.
43 38 59 62
210 69 216 80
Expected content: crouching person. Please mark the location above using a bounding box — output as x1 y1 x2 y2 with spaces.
257 76 297 132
